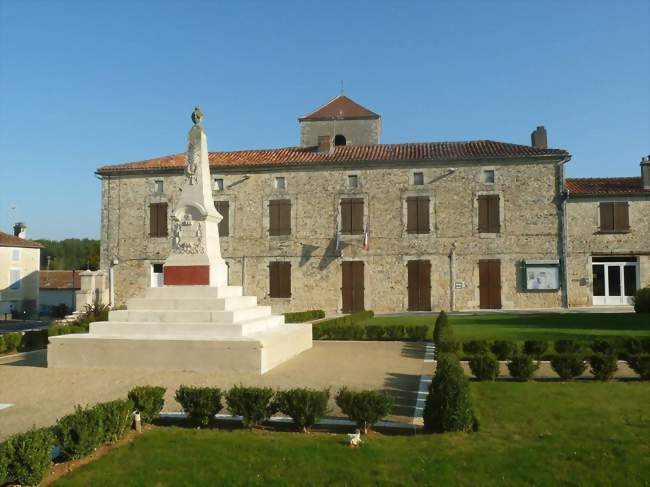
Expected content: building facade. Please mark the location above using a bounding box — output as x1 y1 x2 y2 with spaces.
97 96 650 313
0 223 42 318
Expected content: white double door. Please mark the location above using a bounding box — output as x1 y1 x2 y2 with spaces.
592 261 637 305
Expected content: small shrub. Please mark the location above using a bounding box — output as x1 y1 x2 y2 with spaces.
550 354 587 380
623 337 644 356
437 325 460 354
276 388 330 432
633 287 650 313
507 354 538 381
555 339 581 354
3 332 21 352
432 311 449 345
589 354 618 381
50 303 71 319
406 325 428 341
0 446 6 486
463 340 491 356
283 310 325 323
468 353 500 381
175 386 222 427
0 335 5 354
591 339 616 355
317 311 374 328
335 388 393 434
127 386 166 423
365 325 385 340
225 385 277 429
312 326 327 340
56 405 105 460
491 340 518 360
2 428 55 486
384 325 406 341
423 354 475 433
20 329 49 351
628 354 650 379
95 399 134 442
523 340 548 360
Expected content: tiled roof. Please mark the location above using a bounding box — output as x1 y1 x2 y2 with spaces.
0 231 43 249
566 177 650 197
40 270 81 290
97 140 568 174
299 95 380 121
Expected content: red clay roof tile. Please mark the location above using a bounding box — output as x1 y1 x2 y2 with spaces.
0 231 43 249
40 270 81 290
299 95 380 121
566 177 649 197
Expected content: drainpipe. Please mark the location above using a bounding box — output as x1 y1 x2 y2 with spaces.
558 156 572 308
449 242 457 312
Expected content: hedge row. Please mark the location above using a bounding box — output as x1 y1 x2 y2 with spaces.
283 310 326 323
0 324 89 355
314 323 428 341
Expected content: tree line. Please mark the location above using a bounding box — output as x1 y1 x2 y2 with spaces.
36 239 100 271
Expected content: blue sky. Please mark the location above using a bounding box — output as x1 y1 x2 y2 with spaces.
0 0 648 240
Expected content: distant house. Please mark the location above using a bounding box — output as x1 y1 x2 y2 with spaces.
39 270 81 315
0 223 42 318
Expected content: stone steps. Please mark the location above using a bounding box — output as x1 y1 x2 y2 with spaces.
144 286 243 299
127 295 257 311
108 305 272 324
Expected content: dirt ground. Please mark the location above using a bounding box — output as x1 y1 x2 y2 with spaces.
0 341 431 440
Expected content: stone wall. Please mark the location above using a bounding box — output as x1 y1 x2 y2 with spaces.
566 196 650 306
299 118 381 147
101 158 565 312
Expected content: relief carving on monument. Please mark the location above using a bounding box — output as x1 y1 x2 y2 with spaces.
171 211 204 254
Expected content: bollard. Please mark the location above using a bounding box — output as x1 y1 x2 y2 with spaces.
133 410 142 433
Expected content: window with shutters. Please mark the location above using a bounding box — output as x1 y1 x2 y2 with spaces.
9 269 21 290
149 203 168 237
214 200 230 237
269 199 291 236
406 197 430 234
478 195 500 233
340 198 364 234
269 261 291 298
599 202 630 233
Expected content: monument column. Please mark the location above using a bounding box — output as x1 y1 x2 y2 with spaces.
163 106 229 286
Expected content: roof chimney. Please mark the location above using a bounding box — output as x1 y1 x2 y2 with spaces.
13 222 27 239
318 135 334 154
531 126 548 149
642 155 650 190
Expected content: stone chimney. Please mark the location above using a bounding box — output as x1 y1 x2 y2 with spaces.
642 155 650 190
318 135 334 154
13 222 27 239
531 126 548 149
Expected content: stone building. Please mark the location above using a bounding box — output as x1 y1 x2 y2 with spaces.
0 223 42 318
96 95 649 313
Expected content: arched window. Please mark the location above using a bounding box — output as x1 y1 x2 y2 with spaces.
334 134 347 146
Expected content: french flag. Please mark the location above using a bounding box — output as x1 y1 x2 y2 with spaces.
362 224 369 251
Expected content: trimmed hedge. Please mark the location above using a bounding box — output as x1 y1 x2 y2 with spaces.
550 354 587 380
628 354 650 379
96 399 134 442
468 353 500 381
433 310 449 345
225 385 277 429
523 340 548 360
20 329 49 351
463 340 491 356
507 354 538 381
317 311 374 327
491 340 518 360
276 388 330 432
2 332 21 353
127 386 166 423
423 354 475 433
283 310 325 323
406 325 428 341
175 386 222 427
335 388 393 434
437 324 460 354
555 340 581 354
633 287 650 313
365 325 385 340
56 405 105 460
1 427 55 486
589 354 618 381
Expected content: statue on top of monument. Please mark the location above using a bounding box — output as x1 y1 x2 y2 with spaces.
191 105 204 126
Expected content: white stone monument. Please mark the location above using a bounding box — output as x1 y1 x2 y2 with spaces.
48 107 312 374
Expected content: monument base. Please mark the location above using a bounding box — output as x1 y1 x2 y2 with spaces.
47 286 312 374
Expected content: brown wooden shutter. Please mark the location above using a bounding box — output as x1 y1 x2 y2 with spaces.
269 262 278 297
269 262 290 298
406 198 418 233
600 203 614 232
159 203 168 236
149 204 158 237
418 198 430 233
280 262 291 297
488 195 500 233
215 201 230 237
614 202 629 231
341 198 364 234
279 200 291 235
478 196 489 233
149 203 167 237
351 199 364 234
341 200 351 233
269 200 287 236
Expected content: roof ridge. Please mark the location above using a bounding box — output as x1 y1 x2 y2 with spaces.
566 176 641 181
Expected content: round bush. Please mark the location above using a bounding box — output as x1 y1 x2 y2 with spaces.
276 388 330 432
468 353 500 381
491 340 518 360
127 386 166 423
56 405 105 460
507 354 538 381
633 287 650 313
175 386 222 427
2 428 55 486
406 325 428 341
523 340 548 359
463 340 491 356
335 388 393 434
591 339 616 355
628 354 650 379
365 325 385 340
554 340 581 354
384 325 406 341
550 354 587 380
226 385 277 429
423 354 475 433
623 337 644 356
589 354 618 381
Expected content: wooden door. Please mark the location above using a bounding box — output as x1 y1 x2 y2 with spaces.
342 261 365 313
408 260 431 311
479 260 502 309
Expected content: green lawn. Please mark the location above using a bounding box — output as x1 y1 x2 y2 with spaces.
55 382 650 486
362 312 650 341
